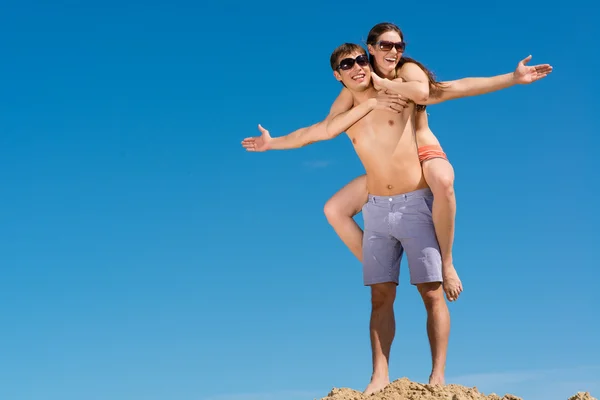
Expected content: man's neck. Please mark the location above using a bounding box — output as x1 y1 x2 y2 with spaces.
351 87 377 106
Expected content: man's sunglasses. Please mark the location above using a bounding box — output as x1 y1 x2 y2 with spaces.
336 54 370 71
375 40 406 52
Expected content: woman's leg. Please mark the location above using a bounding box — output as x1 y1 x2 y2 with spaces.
421 158 463 302
323 175 369 262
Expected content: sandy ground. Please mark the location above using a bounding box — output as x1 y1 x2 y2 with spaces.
317 377 597 400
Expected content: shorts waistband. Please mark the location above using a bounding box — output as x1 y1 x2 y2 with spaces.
368 187 432 204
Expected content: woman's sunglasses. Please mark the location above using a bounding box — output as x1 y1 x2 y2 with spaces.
376 40 406 52
336 54 370 71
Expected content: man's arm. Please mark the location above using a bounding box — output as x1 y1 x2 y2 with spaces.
422 55 553 106
240 89 354 153
241 89 406 152
268 88 354 150
325 97 377 137
371 62 430 103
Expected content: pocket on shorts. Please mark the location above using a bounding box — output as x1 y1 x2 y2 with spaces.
420 196 434 217
362 201 385 232
361 201 371 222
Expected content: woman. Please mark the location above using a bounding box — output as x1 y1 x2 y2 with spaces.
241 22 552 302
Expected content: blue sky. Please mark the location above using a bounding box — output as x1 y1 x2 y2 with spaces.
1 1 598 400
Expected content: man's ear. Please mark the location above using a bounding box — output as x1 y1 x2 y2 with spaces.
333 70 342 82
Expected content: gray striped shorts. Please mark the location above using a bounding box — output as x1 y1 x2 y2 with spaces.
361 187 443 286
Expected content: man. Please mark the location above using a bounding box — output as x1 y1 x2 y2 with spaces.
247 43 449 395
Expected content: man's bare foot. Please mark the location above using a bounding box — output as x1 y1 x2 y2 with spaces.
363 376 390 396
428 373 445 386
442 264 462 302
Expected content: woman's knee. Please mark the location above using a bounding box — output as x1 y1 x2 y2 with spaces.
323 198 343 224
424 160 455 198
438 174 455 199
323 177 367 224
323 197 354 225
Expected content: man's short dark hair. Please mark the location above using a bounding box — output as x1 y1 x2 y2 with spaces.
330 43 367 71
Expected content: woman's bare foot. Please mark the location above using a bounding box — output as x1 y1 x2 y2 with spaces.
363 376 390 396
442 264 462 302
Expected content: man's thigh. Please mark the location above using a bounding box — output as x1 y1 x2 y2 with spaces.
362 200 403 286
394 191 443 285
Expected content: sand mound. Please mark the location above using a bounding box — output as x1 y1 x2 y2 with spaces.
318 377 597 400
569 393 598 400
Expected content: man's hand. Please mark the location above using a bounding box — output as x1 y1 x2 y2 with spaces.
241 124 272 152
375 89 409 113
512 55 553 84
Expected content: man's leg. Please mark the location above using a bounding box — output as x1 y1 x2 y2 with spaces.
421 155 462 302
398 188 450 385
365 282 397 395
416 282 449 385
361 196 402 395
